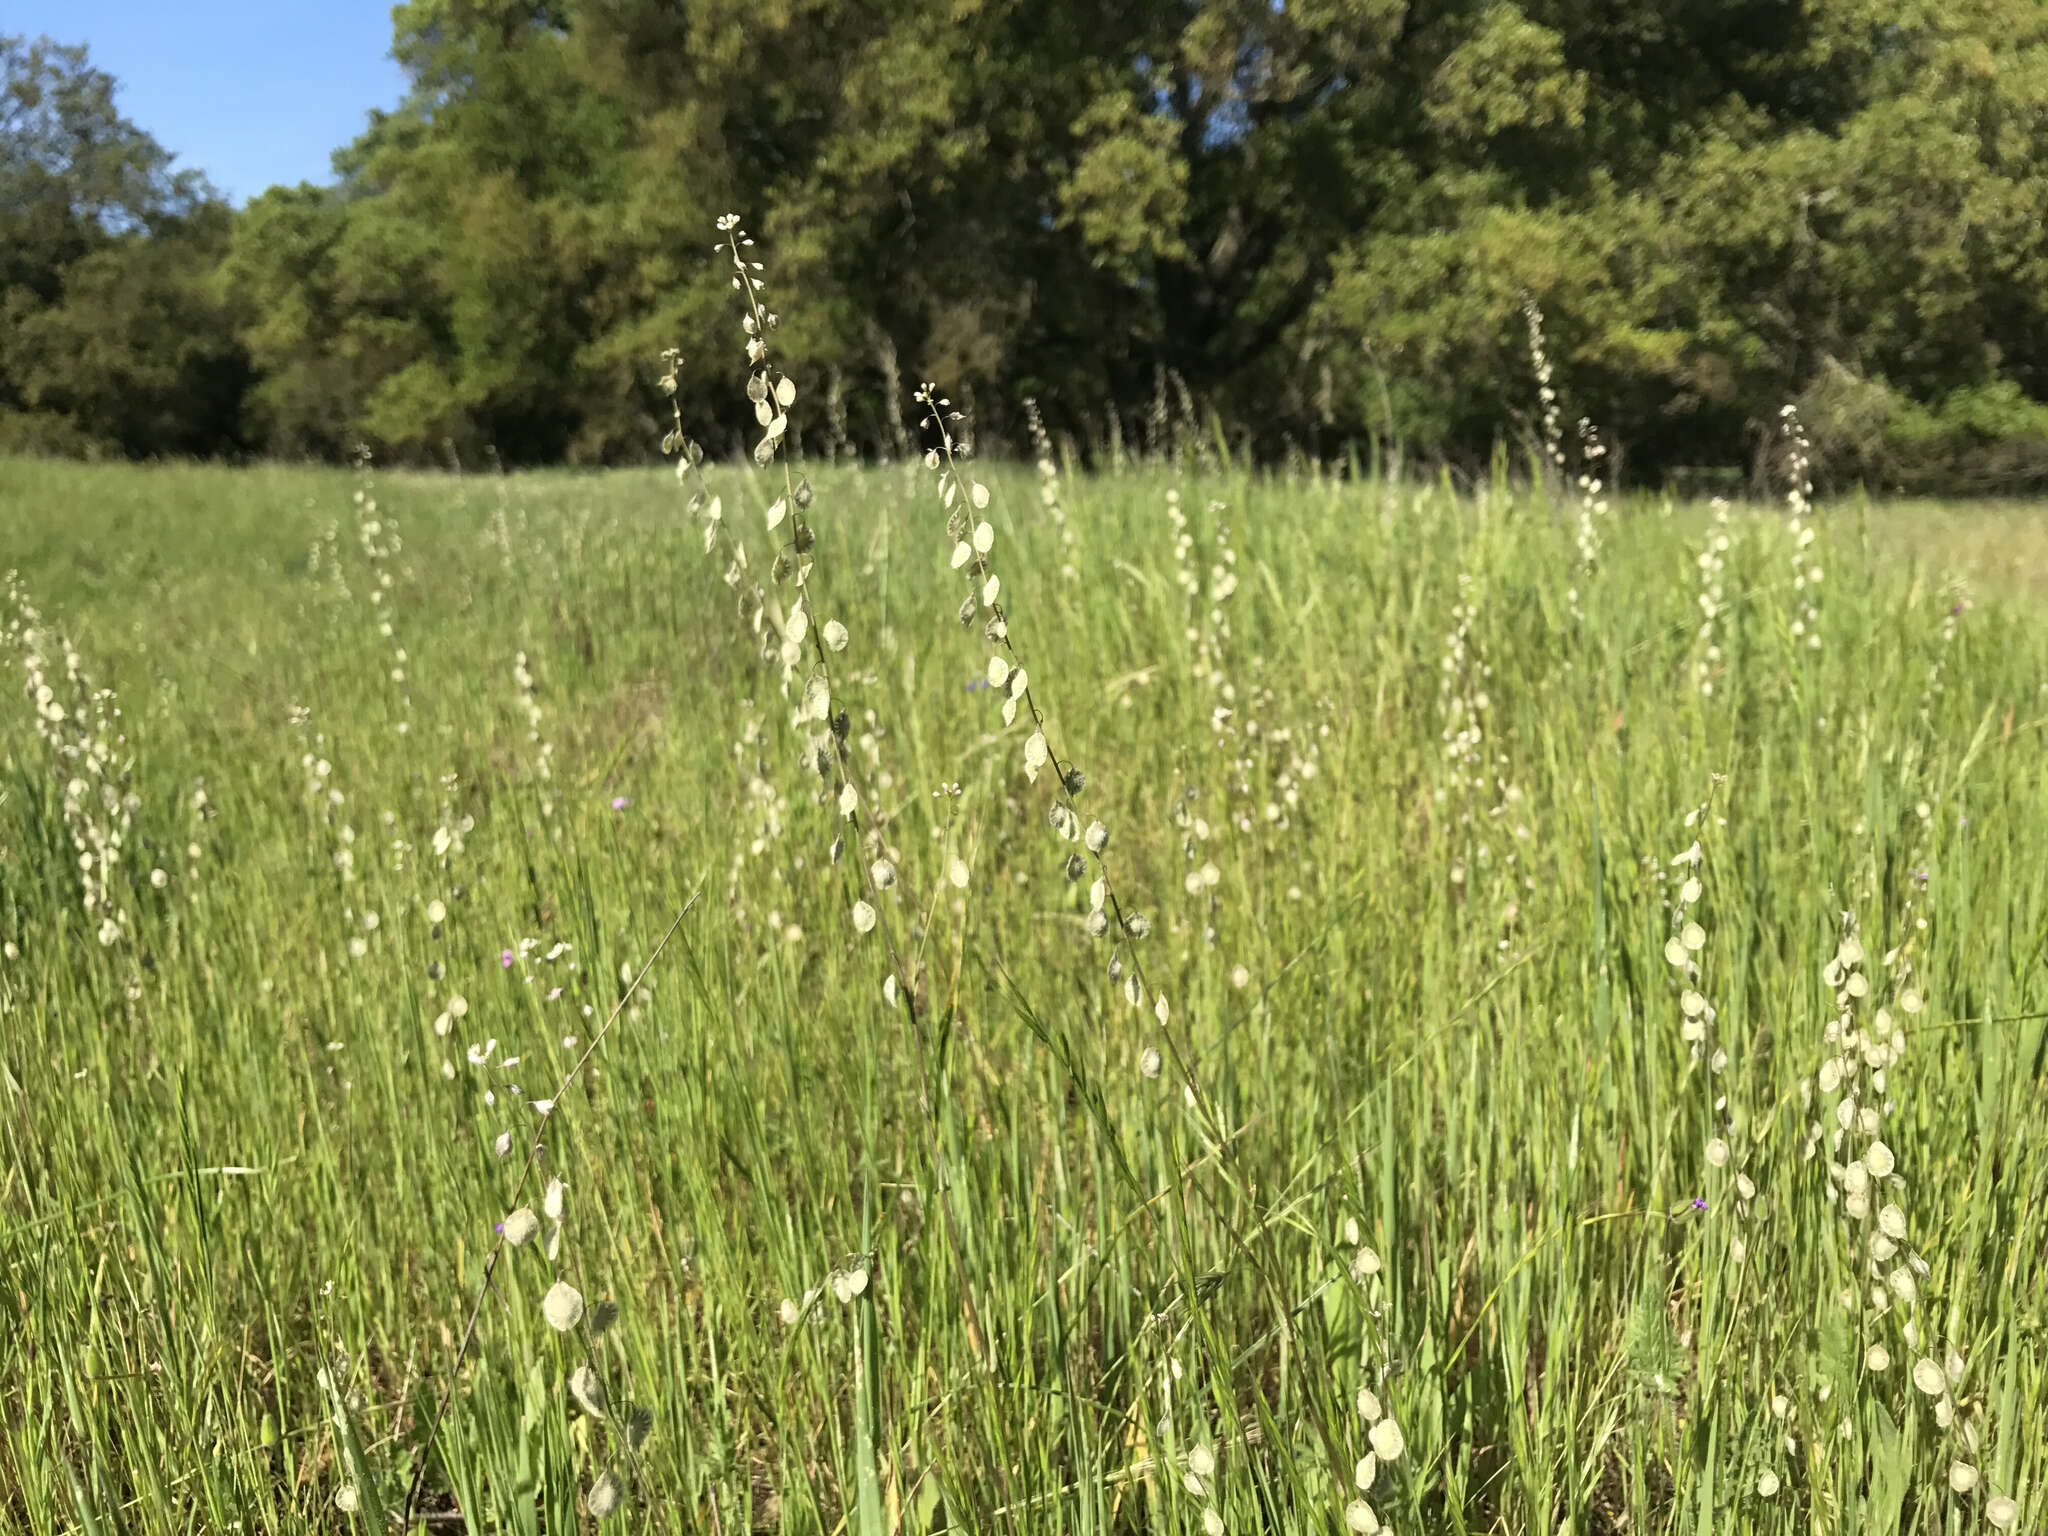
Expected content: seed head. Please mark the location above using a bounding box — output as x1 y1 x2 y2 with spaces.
569 1362 607 1418
543 1280 585 1332
502 1207 541 1246
586 1469 623 1520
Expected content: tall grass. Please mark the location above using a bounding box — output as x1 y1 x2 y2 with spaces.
2 421 2044 1534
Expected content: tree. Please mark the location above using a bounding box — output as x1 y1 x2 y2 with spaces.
1 35 248 456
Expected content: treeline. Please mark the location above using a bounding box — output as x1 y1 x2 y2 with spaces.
6 3 2048 487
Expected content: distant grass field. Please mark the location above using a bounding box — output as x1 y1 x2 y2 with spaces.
3 452 2044 1536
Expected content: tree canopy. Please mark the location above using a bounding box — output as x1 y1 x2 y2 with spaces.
7 2 2048 486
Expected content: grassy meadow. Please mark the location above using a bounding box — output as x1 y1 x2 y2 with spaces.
2 443 2045 1535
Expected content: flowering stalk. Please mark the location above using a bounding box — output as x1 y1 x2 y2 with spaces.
1779 405 1822 655
915 380 1216 1124
401 897 698 1528
1692 499 1732 697
676 220 999 1383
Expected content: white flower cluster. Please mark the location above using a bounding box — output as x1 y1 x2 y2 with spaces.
1662 792 1759 1250
1693 499 1732 696
513 649 555 815
352 480 414 735
1022 396 1078 582
8 575 138 948
1779 405 1823 654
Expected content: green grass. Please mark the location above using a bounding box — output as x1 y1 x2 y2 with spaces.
2 453 2043 1535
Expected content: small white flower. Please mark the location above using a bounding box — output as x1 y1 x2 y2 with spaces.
1354 1453 1377 1491
852 900 877 934
1865 1344 1891 1372
1188 1444 1216 1478
543 1279 585 1331
823 620 849 652
1368 1416 1404 1462
1913 1358 1947 1396
1203 1510 1225 1536
1756 1470 1780 1498
586 1469 623 1520
427 899 447 923
1950 1463 1979 1494
1986 1495 2018 1530
1344 1498 1379 1533
569 1362 607 1418
1355 1386 1383 1422
1085 821 1109 854
1138 1047 1162 1078
493 1131 513 1156
502 1207 540 1246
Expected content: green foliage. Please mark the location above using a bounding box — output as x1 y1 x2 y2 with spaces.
3 454 2045 1531
8 2 2048 482
0 36 247 457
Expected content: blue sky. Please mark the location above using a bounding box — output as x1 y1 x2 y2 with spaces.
10 1 408 204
